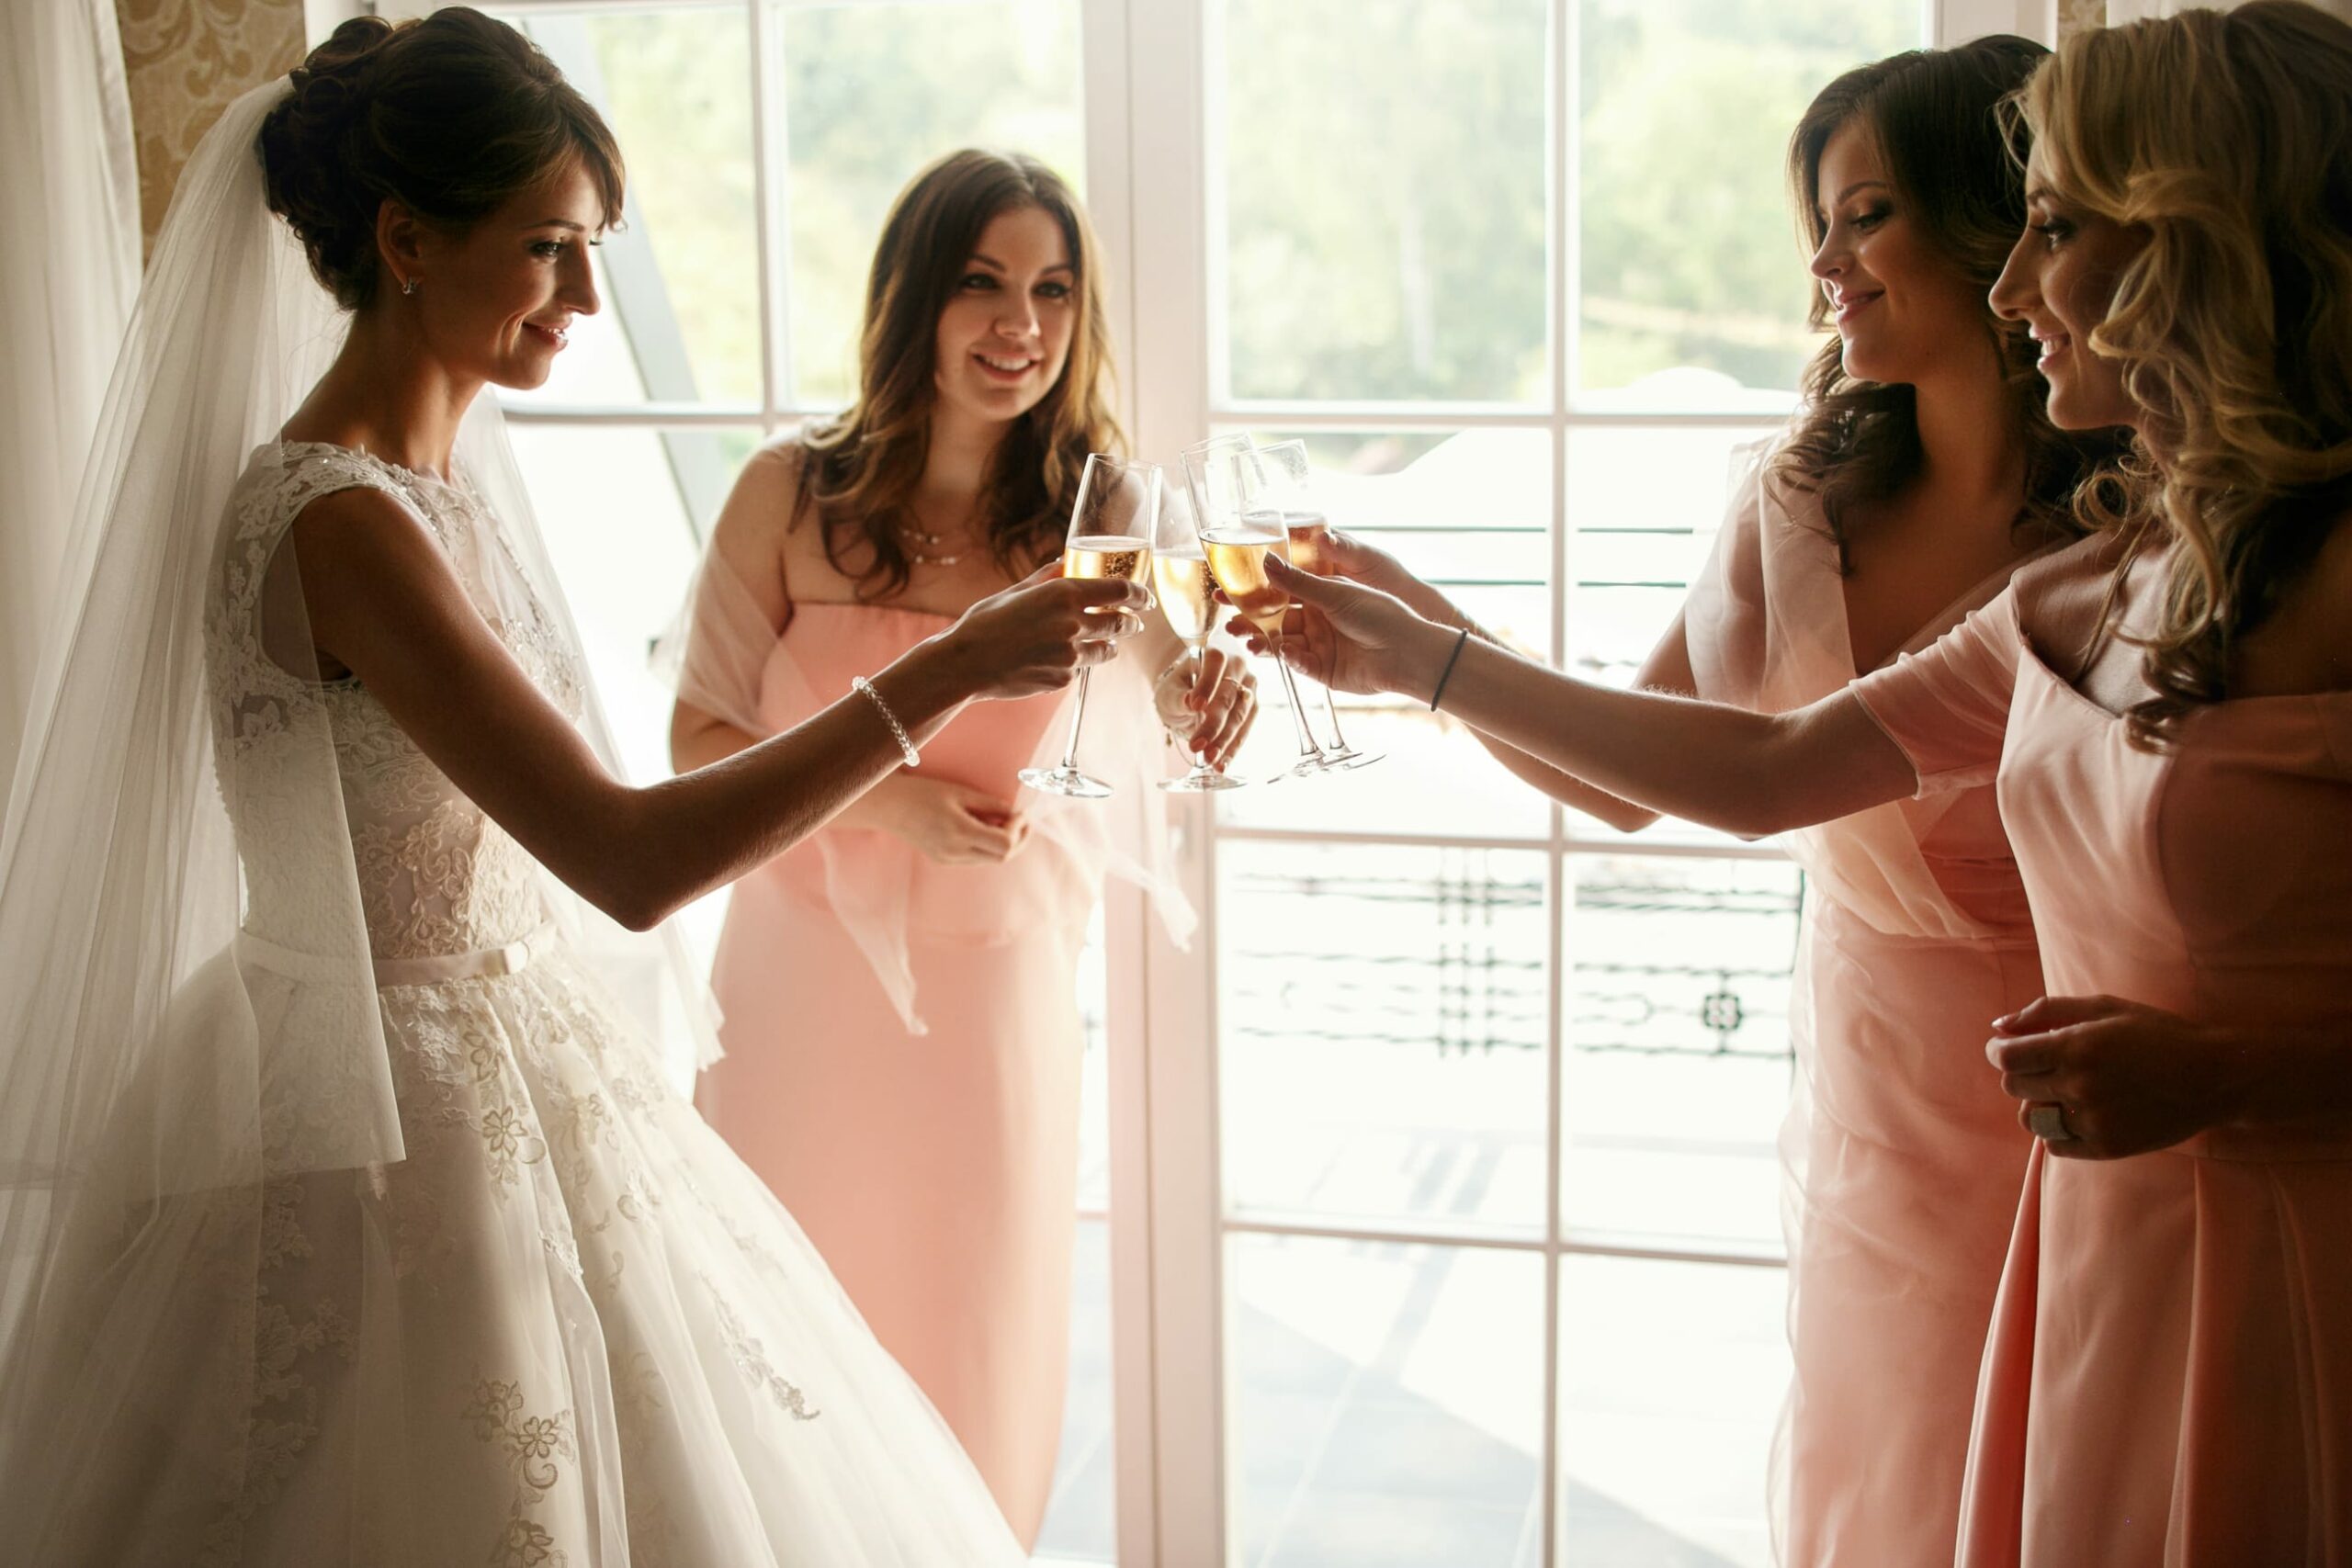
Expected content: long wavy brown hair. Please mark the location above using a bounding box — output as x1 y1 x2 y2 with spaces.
1774 36 2119 569
797 149 1122 600
2015 1 2352 745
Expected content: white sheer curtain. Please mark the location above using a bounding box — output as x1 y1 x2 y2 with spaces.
0 0 139 807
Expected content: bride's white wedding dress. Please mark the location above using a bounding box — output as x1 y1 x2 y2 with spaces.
171 437 1025 1566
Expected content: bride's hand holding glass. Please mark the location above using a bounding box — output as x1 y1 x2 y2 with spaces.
938 560 1148 703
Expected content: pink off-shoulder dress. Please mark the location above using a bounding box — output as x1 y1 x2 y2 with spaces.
1684 454 2041 1566
1851 536 2352 1566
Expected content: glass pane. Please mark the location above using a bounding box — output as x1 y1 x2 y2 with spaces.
1222 842 1550 1236
1564 424 1780 847
1575 0 1924 410
1038 1218 1117 1562
507 424 757 976
502 7 761 408
1216 0 1549 405
1557 1256 1788 1565
1229 1235 1544 1568
783 1 1085 407
1215 427 1551 839
1560 853 1797 1250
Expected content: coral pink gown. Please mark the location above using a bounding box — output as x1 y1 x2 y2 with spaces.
1683 455 2041 1566
1852 536 2352 1565
692 602 1180 1546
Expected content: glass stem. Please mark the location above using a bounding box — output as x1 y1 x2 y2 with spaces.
1058 665 1094 772
1269 632 1321 759
1318 682 1351 752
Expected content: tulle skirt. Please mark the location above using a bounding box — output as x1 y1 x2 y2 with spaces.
6 942 1024 1566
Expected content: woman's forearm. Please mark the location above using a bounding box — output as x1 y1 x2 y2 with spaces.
667 702 917 852
604 640 970 928
1419 627 1915 838
670 710 763 773
1386 581 1663 832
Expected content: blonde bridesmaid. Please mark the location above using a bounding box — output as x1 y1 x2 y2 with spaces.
670 149 1252 1545
1312 38 2115 1564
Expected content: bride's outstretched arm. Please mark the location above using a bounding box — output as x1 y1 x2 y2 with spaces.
1238 555 1917 839
292 489 1145 931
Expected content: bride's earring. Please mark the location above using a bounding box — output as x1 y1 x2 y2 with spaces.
401 276 418 297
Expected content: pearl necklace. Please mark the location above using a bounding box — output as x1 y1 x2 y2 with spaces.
897 520 972 568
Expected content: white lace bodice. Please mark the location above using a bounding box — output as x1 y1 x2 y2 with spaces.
209 441 584 961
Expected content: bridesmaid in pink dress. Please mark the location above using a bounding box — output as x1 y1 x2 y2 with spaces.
670 150 1251 1547
1243 6 2352 1557
1306 39 2116 1564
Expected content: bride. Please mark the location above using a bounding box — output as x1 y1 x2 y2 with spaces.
0 9 1144 1563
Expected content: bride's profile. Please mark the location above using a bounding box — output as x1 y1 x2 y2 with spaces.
0 8 1139 1562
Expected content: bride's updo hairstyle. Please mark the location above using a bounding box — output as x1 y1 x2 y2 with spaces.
2018 0 2352 742
259 6 625 311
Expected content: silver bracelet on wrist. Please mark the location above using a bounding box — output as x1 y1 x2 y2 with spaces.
851 675 921 768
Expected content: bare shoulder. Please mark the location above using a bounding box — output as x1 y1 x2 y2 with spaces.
711 437 808 556
286 481 448 592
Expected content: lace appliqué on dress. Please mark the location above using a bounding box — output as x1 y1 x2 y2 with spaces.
465 1375 578 1568
198 1179 358 1568
702 1277 822 1422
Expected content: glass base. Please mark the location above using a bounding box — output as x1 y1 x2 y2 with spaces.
1261 752 1330 784
1020 764 1114 798
1159 767 1247 792
1314 747 1385 772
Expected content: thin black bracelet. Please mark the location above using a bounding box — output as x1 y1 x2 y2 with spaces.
1430 625 1473 711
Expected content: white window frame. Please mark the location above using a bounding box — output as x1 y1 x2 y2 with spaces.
1103 3 2048 1563
350 4 2053 1562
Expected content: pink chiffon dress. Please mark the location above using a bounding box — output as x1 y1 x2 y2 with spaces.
1851 535 2352 1565
685 596 1185 1546
1683 453 2042 1566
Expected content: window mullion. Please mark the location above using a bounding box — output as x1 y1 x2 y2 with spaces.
750 0 795 427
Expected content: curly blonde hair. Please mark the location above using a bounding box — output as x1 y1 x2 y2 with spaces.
2018 0 2352 744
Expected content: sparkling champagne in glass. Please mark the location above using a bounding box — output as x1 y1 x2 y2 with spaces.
1150 482 1242 792
1183 440 1327 783
1250 441 1381 771
1019 454 1158 798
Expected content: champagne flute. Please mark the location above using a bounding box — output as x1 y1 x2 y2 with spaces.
1182 440 1326 784
1150 481 1243 792
1246 440 1383 772
1019 454 1158 798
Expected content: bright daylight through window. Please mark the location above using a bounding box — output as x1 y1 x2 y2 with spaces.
483 3 1930 1563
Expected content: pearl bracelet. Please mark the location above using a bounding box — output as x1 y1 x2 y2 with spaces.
851 675 921 768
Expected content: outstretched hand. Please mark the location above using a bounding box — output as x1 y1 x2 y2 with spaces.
1303 528 1466 627
1224 554 1450 699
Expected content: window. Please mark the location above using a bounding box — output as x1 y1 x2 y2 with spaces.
377 2 2030 1562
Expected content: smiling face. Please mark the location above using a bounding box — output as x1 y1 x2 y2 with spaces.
400 155 604 391
930 204 1077 430
1805 120 1994 389
1990 161 2148 434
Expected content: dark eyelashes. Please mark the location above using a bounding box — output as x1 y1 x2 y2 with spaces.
958 274 1073 299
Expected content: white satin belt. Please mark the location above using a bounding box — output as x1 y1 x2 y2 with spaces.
236 919 562 987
